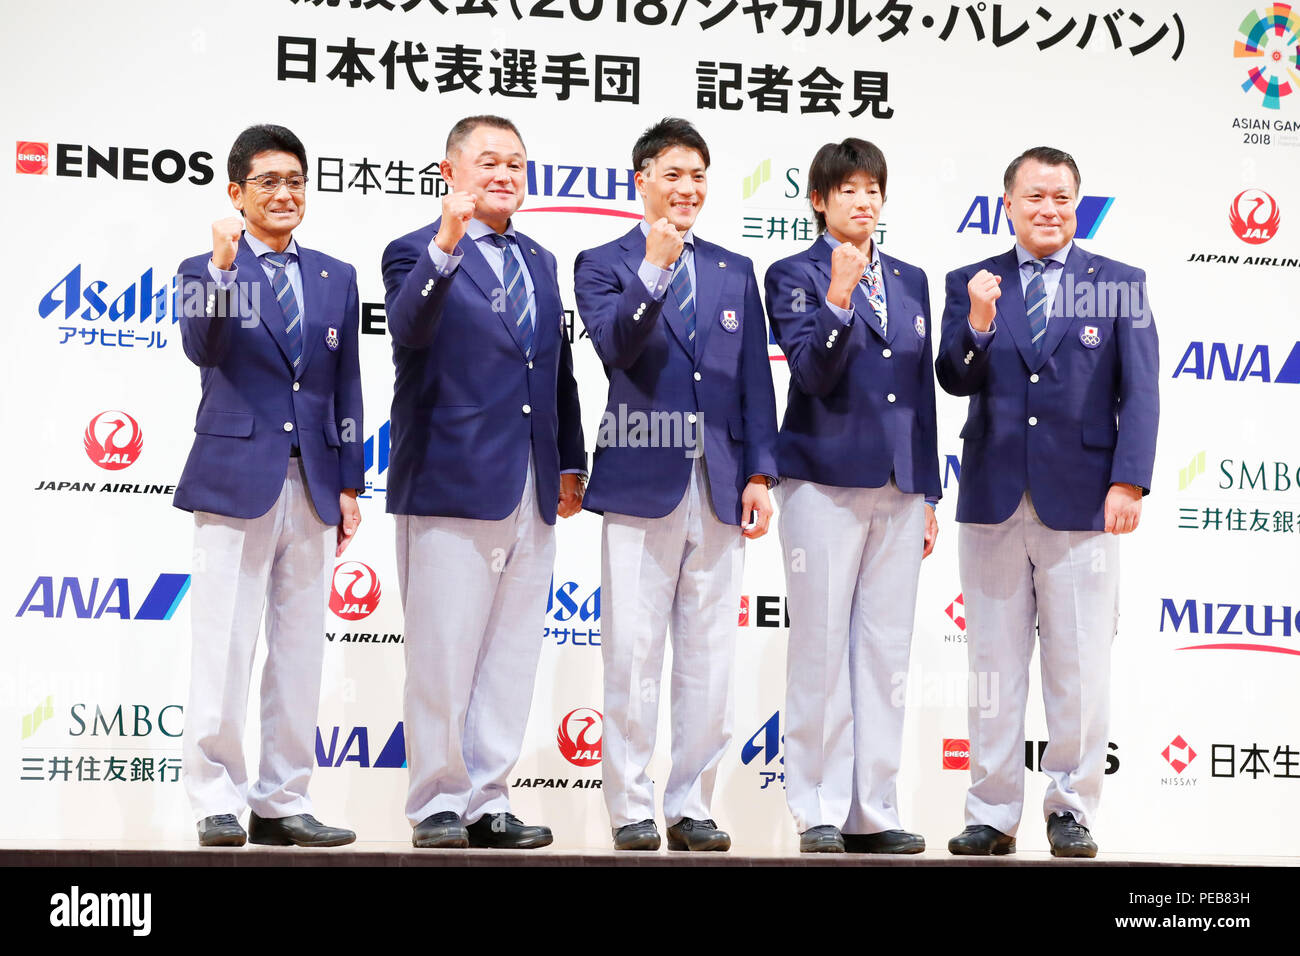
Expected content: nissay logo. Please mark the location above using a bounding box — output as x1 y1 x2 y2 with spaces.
329 561 381 621
957 195 1114 237
16 573 190 620
84 411 143 471
15 141 214 184
1229 189 1280 244
1171 341 1300 382
556 708 602 766
1162 735 1197 774
1159 598 1300 656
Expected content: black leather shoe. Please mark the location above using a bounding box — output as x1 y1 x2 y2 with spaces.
613 819 660 850
412 811 469 849
248 812 355 847
196 813 246 847
1047 812 1098 858
947 824 1016 856
799 825 845 853
666 817 731 852
843 829 926 854
466 812 553 849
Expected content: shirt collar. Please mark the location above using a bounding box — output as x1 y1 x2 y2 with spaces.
638 218 695 251
820 231 881 271
246 232 299 260
1015 240 1072 270
467 217 517 244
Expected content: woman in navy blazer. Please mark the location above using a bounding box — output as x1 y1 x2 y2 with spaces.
764 139 941 854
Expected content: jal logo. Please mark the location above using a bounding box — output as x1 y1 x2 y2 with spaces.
556 707 602 766
329 561 381 621
942 738 970 770
945 593 966 631
1229 189 1280 244
83 410 143 471
1162 735 1197 775
16 141 48 174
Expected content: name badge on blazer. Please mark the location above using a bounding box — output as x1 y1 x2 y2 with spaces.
326 327 340 351
1079 325 1101 349
719 309 739 332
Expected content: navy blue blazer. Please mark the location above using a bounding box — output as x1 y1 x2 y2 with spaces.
573 225 779 525
765 238 941 498
935 244 1159 531
173 235 364 525
381 219 586 525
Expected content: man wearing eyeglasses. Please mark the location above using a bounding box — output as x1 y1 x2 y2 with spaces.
175 124 363 849
381 115 586 850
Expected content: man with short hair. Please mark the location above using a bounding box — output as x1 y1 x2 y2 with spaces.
937 146 1159 858
382 115 586 850
574 117 779 852
176 123 362 848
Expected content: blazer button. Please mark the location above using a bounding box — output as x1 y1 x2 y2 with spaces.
693 372 701 381
1029 373 1040 383
292 382 300 392
1028 416 1038 426
527 360 534 369
421 289 429 297
882 348 892 358
687 413 697 424
886 393 896 403
522 404 532 415
826 340 834 348
283 422 294 432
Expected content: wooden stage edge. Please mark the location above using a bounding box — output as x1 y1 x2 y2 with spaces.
1 843 1295 867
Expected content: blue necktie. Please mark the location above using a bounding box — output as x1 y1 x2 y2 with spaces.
263 252 303 370
1025 259 1048 351
670 246 695 351
488 233 535 357
860 259 887 335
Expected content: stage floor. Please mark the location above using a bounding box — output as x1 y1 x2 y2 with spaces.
1 841 1294 867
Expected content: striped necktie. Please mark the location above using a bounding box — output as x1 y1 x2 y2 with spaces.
1025 258 1048 351
860 259 887 335
263 252 302 370
670 246 696 351
488 233 535 357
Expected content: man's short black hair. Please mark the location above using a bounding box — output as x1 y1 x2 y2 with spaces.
227 125 307 183
632 118 710 173
445 115 526 158
806 138 887 234
1003 146 1081 195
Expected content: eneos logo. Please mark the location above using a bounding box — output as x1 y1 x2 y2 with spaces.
83 410 143 471
1235 5 1300 110
1162 735 1197 774
329 561 381 620
738 595 750 626
16 142 48 175
943 738 971 770
556 707 602 766
1229 189 1281 244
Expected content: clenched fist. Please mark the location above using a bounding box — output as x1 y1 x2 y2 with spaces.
434 190 479 254
644 217 684 270
827 241 869 310
967 269 1002 333
211 216 244 271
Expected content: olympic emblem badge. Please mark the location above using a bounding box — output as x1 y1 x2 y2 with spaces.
326 326 340 351
1079 325 1101 349
719 309 739 332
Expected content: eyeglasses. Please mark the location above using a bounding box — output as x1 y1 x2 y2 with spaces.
239 174 309 193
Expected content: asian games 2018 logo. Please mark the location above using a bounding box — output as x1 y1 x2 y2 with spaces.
1235 5 1300 110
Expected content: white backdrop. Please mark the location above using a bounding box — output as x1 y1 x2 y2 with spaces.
2 0 1298 856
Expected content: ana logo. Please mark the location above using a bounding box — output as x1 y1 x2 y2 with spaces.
557 707 602 766
738 595 750 627
1172 341 1300 382
316 722 406 768
957 195 1114 238
329 562 381 620
942 738 970 770
1235 5 1300 110
83 410 143 471
945 593 966 631
1162 735 1197 774
1229 189 1281 244
15 573 190 620
16 141 48 174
